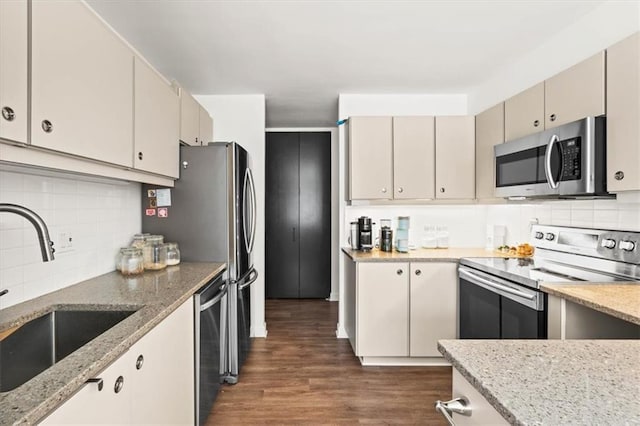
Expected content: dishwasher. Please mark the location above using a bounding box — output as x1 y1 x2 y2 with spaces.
194 275 227 426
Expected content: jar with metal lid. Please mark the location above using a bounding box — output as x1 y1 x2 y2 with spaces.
130 233 149 249
143 235 167 270
165 242 181 266
116 247 144 275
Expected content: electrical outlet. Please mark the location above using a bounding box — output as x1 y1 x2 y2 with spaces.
56 231 74 253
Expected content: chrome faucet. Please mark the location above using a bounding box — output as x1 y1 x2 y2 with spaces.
0 203 55 262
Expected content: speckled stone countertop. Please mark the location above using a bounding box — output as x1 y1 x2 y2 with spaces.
0 262 225 425
438 339 640 425
342 247 522 262
541 283 640 326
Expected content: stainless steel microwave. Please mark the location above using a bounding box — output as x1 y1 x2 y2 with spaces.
494 116 608 198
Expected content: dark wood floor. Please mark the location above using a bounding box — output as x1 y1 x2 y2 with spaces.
207 299 451 425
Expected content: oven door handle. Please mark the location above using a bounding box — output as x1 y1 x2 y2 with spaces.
544 134 561 189
458 268 536 301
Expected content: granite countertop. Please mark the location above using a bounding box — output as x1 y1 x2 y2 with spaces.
342 247 523 262
540 283 640 325
438 339 640 425
0 262 226 425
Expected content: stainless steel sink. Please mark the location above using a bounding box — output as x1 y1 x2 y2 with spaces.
0 309 137 392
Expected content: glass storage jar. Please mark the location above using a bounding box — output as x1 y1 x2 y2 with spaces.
116 247 144 275
143 235 167 270
165 242 181 266
130 233 149 249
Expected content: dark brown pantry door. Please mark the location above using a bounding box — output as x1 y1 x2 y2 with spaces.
265 132 331 299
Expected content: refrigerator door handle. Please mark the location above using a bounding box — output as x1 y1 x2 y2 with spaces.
238 268 259 291
242 168 251 254
247 167 257 253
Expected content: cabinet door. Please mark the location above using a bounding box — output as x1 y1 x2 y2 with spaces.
451 369 509 425
545 51 605 129
31 1 133 166
356 262 409 356
133 57 179 178
435 116 475 199
606 32 640 192
41 350 133 424
349 116 393 200
199 106 213 145
180 90 200 146
475 103 504 200
393 116 435 199
504 82 544 141
130 298 195 425
410 263 457 357
0 0 28 144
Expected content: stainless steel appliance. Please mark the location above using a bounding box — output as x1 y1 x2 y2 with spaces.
142 143 258 394
194 275 227 425
459 224 640 339
494 116 608 198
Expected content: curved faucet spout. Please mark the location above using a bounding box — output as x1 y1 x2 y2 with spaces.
0 203 55 262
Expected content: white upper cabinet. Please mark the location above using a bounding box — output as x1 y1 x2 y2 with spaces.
180 90 200 146
349 116 393 200
393 116 435 200
31 0 134 167
545 51 605 129
0 0 28 144
199 105 213 145
504 83 544 141
475 103 504 200
606 31 640 193
134 57 180 178
435 116 475 199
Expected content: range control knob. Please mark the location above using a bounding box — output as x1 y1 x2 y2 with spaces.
534 232 544 239
600 239 616 249
545 233 555 241
619 240 636 252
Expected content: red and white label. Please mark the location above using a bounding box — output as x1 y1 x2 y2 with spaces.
158 208 169 218
145 208 156 216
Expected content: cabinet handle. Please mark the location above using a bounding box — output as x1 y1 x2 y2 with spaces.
41 120 53 133
86 378 103 391
114 376 124 394
136 354 144 370
381 188 387 193
195 137 199 145
415 269 422 276
138 152 143 160
550 114 557 122
396 269 403 275
397 187 404 193
615 171 624 181
440 187 445 193
435 397 472 425
533 119 540 127
0 289 8 298
1 106 15 122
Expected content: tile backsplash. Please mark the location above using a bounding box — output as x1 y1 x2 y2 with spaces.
0 169 141 310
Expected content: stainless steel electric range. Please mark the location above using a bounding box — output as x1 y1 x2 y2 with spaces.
458 224 640 339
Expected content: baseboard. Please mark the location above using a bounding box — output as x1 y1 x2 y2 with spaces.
336 322 348 339
327 291 339 301
359 356 451 367
251 321 268 338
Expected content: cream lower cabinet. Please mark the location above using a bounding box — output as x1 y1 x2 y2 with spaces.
134 57 180 178
435 116 475 199
475 103 504 200
606 31 640 193
41 298 195 425
355 262 409 356
409 263 457 357
0 0 28 144
445 369 508 425
30 0 134 167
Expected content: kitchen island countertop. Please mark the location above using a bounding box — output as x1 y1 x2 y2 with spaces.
342 247 524 262
540 282 640 325
0 262 226 425
438 339 640 425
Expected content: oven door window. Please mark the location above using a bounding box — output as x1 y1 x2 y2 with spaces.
495 146 546 187
501 297 547 339
459 279 501 339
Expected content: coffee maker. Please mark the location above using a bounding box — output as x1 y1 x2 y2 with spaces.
358 216 373 251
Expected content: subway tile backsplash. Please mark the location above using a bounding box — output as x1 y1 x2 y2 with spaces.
0 169 141 310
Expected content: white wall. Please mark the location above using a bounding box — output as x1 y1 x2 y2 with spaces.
0 168 140 309
196 94 268 337
468 1 640 114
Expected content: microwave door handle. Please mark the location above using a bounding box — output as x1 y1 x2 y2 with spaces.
544 134 560 189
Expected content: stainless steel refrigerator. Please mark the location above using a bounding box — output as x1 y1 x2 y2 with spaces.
141 142 258 421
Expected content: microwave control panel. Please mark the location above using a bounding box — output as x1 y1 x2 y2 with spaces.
560 138 581 180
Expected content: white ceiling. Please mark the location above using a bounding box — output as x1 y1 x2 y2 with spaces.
86 0 605 127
